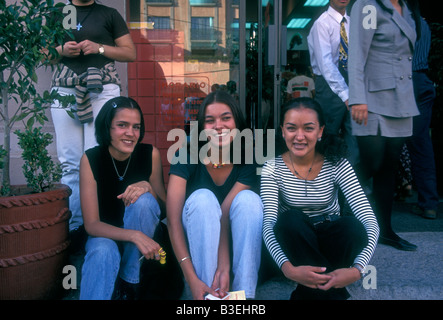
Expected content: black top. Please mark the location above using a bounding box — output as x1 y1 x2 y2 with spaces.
86 144 153 227
59 2 129 74
169 154 259 204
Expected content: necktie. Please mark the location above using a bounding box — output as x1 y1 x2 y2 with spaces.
339 17 349 84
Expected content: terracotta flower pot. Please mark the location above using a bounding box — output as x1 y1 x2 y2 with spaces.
0 184 71 300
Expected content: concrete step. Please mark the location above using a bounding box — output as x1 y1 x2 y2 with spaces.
64 232 443 300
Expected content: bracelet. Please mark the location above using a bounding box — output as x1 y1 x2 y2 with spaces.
351 263 365 275
179 256 191 265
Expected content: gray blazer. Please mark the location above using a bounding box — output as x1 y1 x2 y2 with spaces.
348 0 419 118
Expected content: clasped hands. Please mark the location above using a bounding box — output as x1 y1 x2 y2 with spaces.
60 40 102 57
282 263 361 291
189 268 230 300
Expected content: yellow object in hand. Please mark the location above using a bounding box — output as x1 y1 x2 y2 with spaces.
159 248 166 265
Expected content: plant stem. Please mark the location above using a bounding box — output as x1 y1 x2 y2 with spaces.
1 71 11 191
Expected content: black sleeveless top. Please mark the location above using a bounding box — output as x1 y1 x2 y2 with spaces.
86 144 153 227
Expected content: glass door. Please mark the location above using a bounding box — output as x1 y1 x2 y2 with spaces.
244 0 286 132
247 0 321 131
243 0 277 131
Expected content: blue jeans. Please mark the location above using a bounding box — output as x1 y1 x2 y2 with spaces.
51 84 121 231
407 71 439 211
79 193 160 300
182 189 263 299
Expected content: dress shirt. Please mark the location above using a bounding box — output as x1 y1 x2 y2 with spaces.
308 6 350 102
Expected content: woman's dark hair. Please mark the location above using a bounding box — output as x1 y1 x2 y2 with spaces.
95 96 145 147
278 97 348 164
405 0 421 40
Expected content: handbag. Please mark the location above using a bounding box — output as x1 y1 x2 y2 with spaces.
137 221 184 300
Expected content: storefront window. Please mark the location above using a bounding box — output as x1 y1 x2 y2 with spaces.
127 0 241 178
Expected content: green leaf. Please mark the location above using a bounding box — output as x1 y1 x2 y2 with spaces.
30 70 38 83
26 117 35 129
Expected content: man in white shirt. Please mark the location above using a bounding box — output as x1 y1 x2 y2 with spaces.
307 0 359 166
286 64 315 100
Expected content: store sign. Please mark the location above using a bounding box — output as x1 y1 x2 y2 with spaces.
159 77 210 131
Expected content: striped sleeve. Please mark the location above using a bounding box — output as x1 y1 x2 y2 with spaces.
334 159 380 269
260 159 289 268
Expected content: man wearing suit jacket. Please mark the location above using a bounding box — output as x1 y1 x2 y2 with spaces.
348 0 420 251
307 0 359 167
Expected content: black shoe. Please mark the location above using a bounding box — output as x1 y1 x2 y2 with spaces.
379 235 417 251
423 209 437 220
68 225 87 254
411 205 437 220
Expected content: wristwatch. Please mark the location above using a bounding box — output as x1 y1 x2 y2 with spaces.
98 44 105 55
352 263 365 276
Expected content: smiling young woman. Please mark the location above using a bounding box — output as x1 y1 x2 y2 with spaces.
108 108 142 161
203 102 237 151
281 106 324 186
167 90 263 300
261 97 379 300
78 97 167 300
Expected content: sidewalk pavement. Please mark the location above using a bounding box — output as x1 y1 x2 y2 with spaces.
64 193 443 300
253 197 443 300
251 231 443 300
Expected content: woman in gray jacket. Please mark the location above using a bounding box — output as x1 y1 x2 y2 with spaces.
348 0 421 251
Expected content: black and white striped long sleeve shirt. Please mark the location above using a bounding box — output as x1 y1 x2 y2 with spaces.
261 155 379 270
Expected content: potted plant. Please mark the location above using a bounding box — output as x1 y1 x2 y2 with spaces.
0 0 75 299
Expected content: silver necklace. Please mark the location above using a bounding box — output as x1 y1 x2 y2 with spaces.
111 155 131 181
288 152 315 196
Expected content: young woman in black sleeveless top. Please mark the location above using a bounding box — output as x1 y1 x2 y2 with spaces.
79 97 166 299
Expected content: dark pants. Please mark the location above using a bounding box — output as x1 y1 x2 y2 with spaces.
406 71 439 211
274 209 367 300
314 75 359 167
356 135 405 238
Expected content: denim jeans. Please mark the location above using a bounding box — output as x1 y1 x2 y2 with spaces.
182 188 263 298
50 84 121 231
79 193 161 300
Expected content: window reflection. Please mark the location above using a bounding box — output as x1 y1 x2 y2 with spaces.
128 0 240 180
128 0 239 130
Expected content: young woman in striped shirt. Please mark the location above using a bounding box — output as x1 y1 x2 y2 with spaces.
261 97 379 300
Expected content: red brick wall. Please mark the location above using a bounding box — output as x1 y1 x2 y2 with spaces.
128 29 185 185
